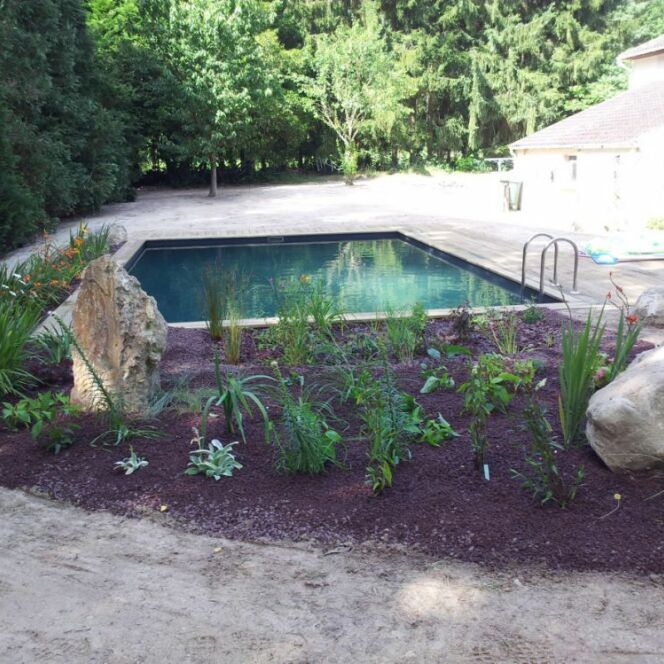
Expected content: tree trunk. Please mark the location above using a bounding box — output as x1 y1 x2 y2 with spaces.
209 162 218 197
343 144 357 186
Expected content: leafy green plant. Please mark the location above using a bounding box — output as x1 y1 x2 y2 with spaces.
420 415 459 447
362 358 425 493
213 350 271 442
459 354 521 469
522 303 545 324
2 391 81 453
558 307 605 447
0 300 41 397
267 362 341 474
419 364 455 394
186 430 242 480
115 447 149 475
512 388 584 508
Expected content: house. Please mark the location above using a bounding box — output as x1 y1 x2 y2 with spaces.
510 34 664 231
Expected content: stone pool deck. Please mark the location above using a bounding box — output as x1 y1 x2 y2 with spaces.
7 173 664 328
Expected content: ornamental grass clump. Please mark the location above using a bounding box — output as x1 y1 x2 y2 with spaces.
383 302 427 362
558 308 605 447
267 362 341 474
0 300 41 397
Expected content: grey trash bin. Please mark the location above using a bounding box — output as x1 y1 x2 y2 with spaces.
501 180 523 211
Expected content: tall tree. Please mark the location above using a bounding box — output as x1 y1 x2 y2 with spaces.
304 0 413 183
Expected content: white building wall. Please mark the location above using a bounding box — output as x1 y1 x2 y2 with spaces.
512 144 664 232
628 53 664 89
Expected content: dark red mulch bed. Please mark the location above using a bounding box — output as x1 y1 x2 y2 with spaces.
2 310 664 574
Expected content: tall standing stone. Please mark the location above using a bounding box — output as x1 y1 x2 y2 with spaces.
71 255 168 413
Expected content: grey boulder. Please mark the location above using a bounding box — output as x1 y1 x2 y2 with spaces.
586 346 664 471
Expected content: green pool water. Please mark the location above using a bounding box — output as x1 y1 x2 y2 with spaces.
129 236 530 322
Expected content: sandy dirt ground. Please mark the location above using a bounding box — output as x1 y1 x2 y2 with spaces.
1 488 663 664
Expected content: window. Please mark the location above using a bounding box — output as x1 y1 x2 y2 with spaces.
564 155 578 181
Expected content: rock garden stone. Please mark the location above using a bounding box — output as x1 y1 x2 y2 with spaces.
107 223 128 247
634 287 664 327
586 346 664 471
71 255 167 413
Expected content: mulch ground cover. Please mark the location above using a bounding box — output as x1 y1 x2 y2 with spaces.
2 309 663 573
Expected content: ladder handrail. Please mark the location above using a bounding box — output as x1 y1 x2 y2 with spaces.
521 233 558 295
539 238 579 297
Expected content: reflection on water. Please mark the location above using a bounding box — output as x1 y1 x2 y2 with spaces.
130 239 520 322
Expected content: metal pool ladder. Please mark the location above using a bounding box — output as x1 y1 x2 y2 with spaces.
521 233 580 299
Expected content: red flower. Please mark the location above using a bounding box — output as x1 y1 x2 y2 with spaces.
607 291 612 299
626 314 639 325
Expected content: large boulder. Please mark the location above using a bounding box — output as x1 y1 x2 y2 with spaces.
634 287 664 327
71 255 167 414
586 346 664 472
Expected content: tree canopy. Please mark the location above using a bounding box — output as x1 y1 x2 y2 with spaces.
0 0 662 247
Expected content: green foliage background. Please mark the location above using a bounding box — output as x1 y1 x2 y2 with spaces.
1 0 662 251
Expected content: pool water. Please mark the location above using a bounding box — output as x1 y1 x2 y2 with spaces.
129 236 533 322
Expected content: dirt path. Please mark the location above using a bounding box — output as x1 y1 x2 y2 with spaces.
1 488 663 663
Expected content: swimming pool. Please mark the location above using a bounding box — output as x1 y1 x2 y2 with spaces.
127 233 553 323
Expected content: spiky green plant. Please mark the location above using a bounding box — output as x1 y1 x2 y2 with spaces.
558 308 606 447
0 301 41 397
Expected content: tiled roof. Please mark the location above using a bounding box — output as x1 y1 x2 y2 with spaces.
618 34 664 62
510 81 664 150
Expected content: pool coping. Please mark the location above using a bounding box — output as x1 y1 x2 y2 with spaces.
41 227 595 332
